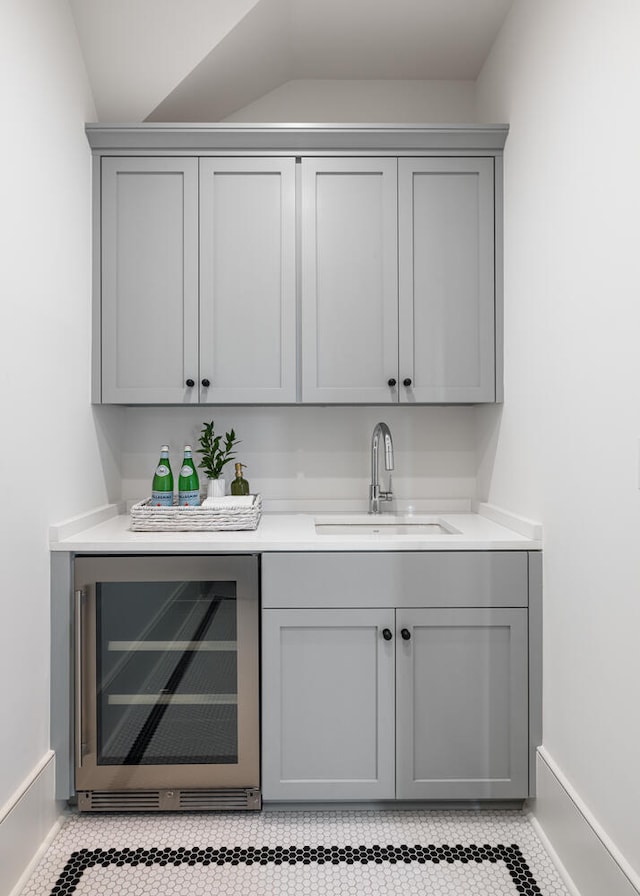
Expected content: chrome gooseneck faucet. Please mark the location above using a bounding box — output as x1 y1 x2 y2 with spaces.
369 422 394 514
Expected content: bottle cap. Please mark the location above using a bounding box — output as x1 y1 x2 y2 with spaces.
184 445 192 452
160 445 169 452
235 462 245 474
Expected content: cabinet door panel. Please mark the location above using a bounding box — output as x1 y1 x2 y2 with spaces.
101 158 199 404
399 158 495 403
396 608 528 799
199 158 296 403
262 609 395 801
301 158 398 403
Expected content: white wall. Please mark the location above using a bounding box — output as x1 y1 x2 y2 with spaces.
223 79 477 123
0 0 120 874
476 0 640 880
70 0 260 121
121 405 477 511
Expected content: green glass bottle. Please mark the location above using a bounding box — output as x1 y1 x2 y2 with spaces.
178 445 200 506
151 446 174 506
230 462 250 496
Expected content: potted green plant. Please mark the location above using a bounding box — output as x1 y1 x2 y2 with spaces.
197 420 239 498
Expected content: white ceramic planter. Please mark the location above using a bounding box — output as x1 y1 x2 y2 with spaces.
206 478 226 499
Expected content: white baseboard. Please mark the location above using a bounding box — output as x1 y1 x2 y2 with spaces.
530 748 639 896
0 752 66 896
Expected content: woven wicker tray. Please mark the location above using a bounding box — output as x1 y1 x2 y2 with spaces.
130 494 262 532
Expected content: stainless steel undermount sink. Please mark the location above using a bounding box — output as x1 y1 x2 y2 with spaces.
314 515 461 536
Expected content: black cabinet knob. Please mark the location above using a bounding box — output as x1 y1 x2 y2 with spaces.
201 378 210 388
387 378 397 387
403 377 412 388
401 628 411 641
382 628 393 641
185 378 195 388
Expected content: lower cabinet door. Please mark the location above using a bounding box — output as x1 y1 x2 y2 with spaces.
395 608 529 800
262 609 395 801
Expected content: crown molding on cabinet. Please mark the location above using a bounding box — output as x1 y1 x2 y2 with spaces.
85 122 509 154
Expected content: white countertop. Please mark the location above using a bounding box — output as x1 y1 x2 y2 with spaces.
50 502 542 553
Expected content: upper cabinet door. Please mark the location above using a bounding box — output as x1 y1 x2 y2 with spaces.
398 158 496 403
301 158 399 403
101 157 199 404
199 158 296 404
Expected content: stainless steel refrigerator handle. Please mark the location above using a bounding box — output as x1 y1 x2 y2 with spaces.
74 589 84 769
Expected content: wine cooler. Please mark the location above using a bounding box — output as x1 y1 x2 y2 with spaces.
74 554 260 812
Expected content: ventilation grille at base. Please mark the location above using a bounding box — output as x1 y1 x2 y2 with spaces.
77 788 261 813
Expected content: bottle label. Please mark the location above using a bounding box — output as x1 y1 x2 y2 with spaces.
155 464 171 477
151 491 174 506
178 489 200 506
179 464 195 478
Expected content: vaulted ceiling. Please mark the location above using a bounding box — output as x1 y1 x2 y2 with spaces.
69 0 514 122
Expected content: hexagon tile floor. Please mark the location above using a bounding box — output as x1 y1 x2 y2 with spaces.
19 808 574 896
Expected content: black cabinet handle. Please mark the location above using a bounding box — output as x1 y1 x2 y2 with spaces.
387 378 397 387
382 628 393 641
401 628 411 641
403 378 412 388
201 378 211 388
185 378 195 388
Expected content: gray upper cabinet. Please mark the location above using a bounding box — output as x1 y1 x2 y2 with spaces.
199 158 296 404
301 158 399 404
90 126 506 405
399 158 496 403
301 156 497 404
101 157 200 404
99 156 296 404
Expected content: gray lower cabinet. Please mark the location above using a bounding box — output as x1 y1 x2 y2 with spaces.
261 552 535 803
262 608 396 801
395 607 528 800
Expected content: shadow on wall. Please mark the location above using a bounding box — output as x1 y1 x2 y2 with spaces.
475 403 503 502
92 405 125 504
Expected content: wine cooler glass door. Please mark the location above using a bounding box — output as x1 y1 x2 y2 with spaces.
75 555 259 793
